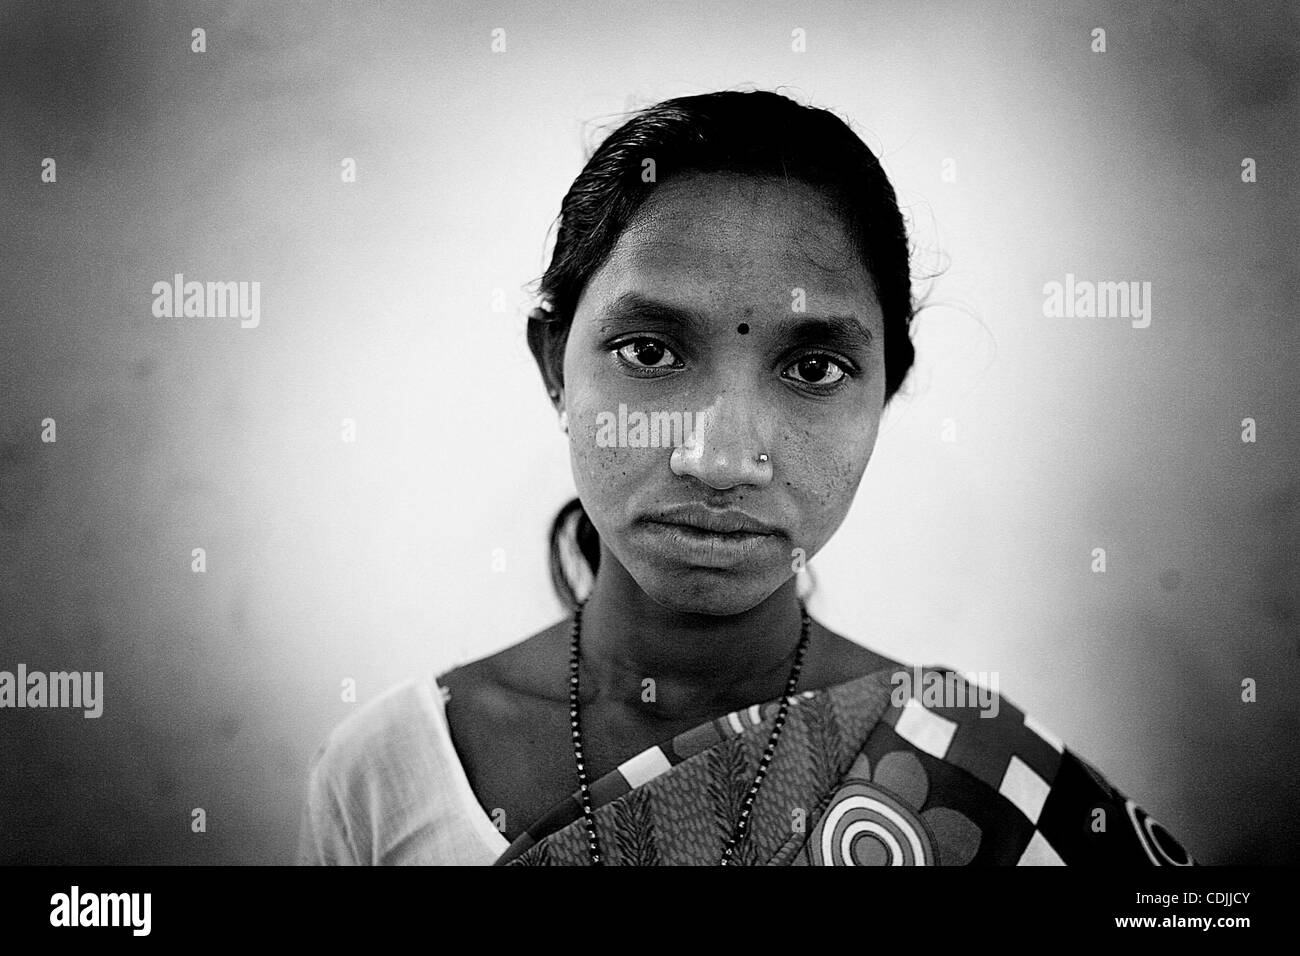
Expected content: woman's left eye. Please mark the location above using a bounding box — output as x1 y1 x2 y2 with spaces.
782 354 848 387
614 338 681 370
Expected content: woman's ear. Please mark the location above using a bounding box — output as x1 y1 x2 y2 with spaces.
526 305 568 410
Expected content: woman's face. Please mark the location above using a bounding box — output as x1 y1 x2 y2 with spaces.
561 172 889 616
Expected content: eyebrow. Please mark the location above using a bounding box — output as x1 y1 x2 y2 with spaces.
599 291 874 352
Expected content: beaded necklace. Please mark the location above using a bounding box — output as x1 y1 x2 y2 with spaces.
567 599 812 865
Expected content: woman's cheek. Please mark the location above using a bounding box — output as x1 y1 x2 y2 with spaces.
568 421 641 508
784 429 874 542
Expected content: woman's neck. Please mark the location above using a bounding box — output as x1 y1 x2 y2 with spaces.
576 549 808 721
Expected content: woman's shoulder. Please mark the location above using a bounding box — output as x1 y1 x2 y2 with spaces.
824 662 1198 865
296 676 451 864
308 676 443 782
442 617 573 704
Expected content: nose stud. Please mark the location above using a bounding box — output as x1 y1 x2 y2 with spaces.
669 445 771 477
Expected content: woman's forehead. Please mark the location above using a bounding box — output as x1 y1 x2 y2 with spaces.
620 173 858 262
581 175 873 316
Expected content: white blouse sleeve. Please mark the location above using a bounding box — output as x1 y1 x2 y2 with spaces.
295 742 361 865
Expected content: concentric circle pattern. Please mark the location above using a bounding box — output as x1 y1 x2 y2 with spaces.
809 782 936 865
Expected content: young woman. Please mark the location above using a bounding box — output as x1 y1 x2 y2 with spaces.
297 89 1196 866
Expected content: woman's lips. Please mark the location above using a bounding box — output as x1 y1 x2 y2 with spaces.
642 504 781 536
638 519 778 567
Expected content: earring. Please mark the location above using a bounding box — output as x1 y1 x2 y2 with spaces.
757 453 770 464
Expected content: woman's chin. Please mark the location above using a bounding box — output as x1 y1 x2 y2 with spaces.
632 571 787 618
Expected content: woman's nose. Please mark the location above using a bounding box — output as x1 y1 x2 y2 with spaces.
669 400 773 490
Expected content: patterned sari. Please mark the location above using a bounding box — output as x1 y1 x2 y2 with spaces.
494 665 1196 866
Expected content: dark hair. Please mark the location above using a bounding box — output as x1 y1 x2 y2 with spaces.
528 89 917 610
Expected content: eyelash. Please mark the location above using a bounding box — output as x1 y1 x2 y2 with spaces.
609 336 856 393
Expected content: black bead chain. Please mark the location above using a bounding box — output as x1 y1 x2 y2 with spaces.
568 599 812 866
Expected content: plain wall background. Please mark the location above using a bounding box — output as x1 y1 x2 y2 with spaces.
1 0 1296 864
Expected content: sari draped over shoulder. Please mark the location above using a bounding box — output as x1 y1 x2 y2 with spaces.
494 665 1196 866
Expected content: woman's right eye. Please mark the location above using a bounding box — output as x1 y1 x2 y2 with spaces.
613 338 681 370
